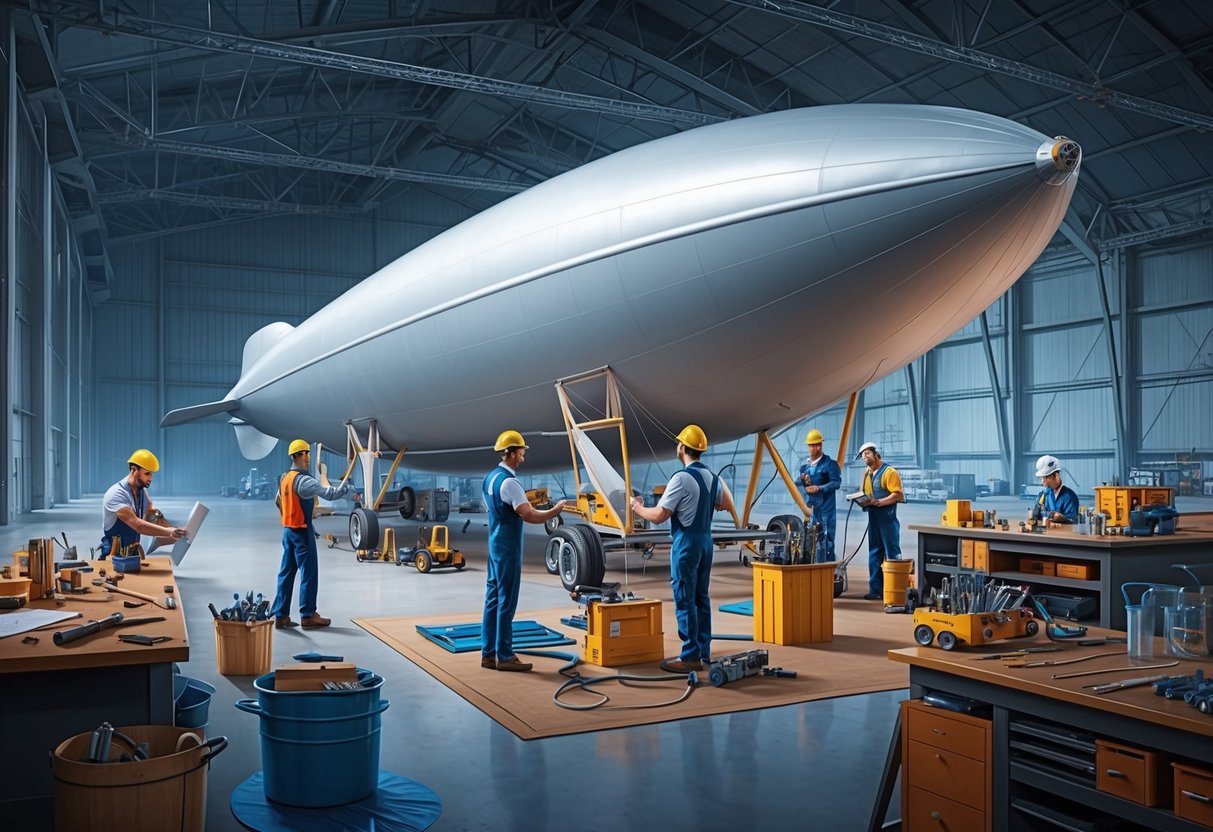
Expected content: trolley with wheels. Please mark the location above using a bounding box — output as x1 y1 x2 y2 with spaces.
911 607 1039 651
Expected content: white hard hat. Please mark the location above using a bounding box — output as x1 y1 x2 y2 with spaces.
1035 454 1061 478
856 442 878 459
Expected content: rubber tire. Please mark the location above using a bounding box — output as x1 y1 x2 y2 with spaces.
1201 699 1211 715
349 507 380 551
544 512 564 536
766 514 805 562
834 570 848 599
397 486 416 520
553 524 606 592
1025 620 1040 637
415 549 433 573
453 555 466 571
254 484 270 500
543 534 563 575
914 625 935 647
938 631 958 651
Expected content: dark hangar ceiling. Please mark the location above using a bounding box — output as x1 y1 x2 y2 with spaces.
6 0 1212 268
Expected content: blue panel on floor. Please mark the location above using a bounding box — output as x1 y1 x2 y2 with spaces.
230 770 441 832
415 620 574 652
720 600 753 616
560 615 587 630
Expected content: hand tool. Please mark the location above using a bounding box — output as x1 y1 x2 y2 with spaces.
118 633 172 645
1005 650 1126 668
208 603 221 619
1054 659 1180 680
293 651 345 662
53 614 166 646
972 646 1062 660
123 600 146 608
101 581 171 609
1077 637 1128 646
1086 674 1179 694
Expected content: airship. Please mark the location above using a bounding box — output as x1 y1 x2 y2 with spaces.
164 103 1079 563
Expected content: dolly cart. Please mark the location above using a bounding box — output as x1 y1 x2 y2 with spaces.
912 606 1039 651
397 524 466 573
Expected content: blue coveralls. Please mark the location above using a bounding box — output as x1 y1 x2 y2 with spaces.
100 484 146 558
1037 485 1080 523
482 466 525 662
800 454 841 562
865 463 902 595
271 468 320 619
670 463 719 663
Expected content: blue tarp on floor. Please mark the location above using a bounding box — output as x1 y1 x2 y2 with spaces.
415 620 575 652
719 600 753 617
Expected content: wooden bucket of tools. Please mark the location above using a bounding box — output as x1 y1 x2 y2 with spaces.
214 618 274 676
52 724 227 832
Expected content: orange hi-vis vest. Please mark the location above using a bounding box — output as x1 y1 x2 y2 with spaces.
280 469 310 529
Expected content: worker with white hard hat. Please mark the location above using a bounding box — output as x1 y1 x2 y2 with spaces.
1031 454 1080 524
99 449 187 559
857 442 905 600
798 428 841 562
632 424 736 674
271 440 352 630
481 430 568 672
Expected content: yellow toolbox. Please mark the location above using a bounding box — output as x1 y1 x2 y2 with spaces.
941 500 971 527
584 599 664 667
1094 486 1174 527
912 607 1038 650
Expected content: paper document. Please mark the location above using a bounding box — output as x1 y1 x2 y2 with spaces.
0 609 81 639
171 502 210 565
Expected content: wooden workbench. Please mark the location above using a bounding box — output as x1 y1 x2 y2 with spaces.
0 557 190 829
911 514 1213 629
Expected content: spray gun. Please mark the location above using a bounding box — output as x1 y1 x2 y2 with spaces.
1032 597 1088 640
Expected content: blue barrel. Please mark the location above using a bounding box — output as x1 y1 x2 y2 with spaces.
234 668 389 807
174 676 216 730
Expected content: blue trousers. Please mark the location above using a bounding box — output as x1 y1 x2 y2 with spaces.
481 546 522 661
813 500 837 562
866 508 902 595
272 527 319 618
671 530 714 662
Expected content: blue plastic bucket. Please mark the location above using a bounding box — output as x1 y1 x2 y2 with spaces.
235 668 388 807
113 554 141 573
175 676 216 730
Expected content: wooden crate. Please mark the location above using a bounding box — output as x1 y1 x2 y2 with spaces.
214 618 274 676
752 561 834 645
583 599 664 667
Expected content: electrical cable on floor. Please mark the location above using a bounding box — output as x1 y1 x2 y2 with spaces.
518 648 700 712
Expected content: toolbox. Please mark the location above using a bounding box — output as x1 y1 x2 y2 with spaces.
584 599 664 667
1036 592 1096 621
272 662 359 691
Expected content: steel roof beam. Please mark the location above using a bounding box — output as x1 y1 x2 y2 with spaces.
97 187 365 214
726 0 1213 131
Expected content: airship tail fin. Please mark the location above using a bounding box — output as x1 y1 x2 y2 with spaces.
242 321 296 376
231 418 279 460
160 398 239 428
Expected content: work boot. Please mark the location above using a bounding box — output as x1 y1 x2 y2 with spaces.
495 656 532 672
300 614 331 629
660 658 703 673
481 655 497 669
863 593 882 601
275 616 298 629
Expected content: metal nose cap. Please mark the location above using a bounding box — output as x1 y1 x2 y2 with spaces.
1036 137 1082 185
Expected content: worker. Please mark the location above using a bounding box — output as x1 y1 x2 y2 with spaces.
271 440 351 629
799 428 842 562
482 430 568 672
1032 454 1080 523
631 425 735 673
857 442 904 600
100 450 187 559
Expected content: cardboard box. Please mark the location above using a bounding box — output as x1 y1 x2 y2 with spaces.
973 540 990 573
960 539 974 568
1019 557 1056 576
1056 562 1097 581
272 662 358 691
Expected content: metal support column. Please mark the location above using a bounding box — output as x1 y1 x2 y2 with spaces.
1 12 13 524
37 106 51 509
980 309 1013 482
1095 256 1128 476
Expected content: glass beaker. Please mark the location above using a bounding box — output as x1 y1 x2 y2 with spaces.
1126 604 1153 659
1165 604 1207 658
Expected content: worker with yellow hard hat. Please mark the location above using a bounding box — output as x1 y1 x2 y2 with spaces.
631 425 736 674
857 442 905 600
271 439 352 629
481 430 568 672
99 449 187 559
798 427 842 562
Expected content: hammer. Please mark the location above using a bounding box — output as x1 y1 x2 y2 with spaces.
100 581 175 610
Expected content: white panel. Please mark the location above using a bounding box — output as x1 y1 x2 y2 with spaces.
1139 380 1213 452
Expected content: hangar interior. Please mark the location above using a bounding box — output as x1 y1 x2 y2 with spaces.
2 2 1212 831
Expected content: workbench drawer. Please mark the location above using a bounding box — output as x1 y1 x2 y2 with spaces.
1174 763 1213 828
906 740 986 810
906 785 985 832
1096 739 1170 807
906 701 988 762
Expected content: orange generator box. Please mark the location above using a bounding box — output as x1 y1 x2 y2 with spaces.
584 599 664 667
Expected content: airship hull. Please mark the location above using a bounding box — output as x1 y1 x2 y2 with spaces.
165 104 1079 473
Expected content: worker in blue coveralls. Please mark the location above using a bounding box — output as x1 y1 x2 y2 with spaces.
272 439 351 629
99 449 186 559
481 430 568 673
799 428 842 562
631 425 736 673
856 442 904 600
1031 454 1080 524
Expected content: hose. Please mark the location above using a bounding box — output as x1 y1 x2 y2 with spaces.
517 648 700 711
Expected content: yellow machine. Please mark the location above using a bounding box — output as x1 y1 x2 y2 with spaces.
399 525 466 573
912 607 1039 651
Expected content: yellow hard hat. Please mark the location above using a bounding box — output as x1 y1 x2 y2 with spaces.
127 449 160 472
676 424 708 452
805 428 824 445
494 430 528 452
288 439 310 456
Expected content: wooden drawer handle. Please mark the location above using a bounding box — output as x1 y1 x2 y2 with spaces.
1182 789 1212 803
1104 768 1126 779
932 728 947 735
929 809 942 822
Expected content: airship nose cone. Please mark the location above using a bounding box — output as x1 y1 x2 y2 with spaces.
1036 137 1082 184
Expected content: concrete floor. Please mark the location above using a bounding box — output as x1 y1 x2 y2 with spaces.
16 491 1206 830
